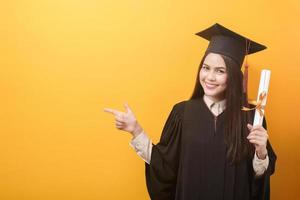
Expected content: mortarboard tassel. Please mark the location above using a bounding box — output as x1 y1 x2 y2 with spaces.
243 40 251 94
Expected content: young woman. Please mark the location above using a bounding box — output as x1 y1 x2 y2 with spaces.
104 23 276 200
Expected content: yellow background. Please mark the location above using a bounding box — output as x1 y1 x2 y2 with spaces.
1 0 299 199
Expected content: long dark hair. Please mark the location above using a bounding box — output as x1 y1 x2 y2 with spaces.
190 52 254 164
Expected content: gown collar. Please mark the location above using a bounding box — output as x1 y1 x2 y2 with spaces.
203 95 226 116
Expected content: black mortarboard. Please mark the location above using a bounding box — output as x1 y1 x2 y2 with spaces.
196 23 266 67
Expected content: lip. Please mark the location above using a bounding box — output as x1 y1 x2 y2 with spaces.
205 82 218 88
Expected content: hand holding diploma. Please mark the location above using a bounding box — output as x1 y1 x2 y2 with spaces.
104 103 143 138
245 69 271 159
247 124 268 159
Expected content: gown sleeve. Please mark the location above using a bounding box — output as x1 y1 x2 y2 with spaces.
145 102 185 200
251 117 277 200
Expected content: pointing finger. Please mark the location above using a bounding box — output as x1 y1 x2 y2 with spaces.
104 108 121 116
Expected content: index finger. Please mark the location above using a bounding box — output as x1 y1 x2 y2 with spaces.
103 108 122 116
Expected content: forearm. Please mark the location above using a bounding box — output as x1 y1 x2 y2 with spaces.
252 152 269 177
130 131 153 164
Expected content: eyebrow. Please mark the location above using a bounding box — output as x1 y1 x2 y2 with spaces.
203 63 226 70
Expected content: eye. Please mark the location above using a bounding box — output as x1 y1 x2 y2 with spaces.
202 65 209 70
216 69 226 74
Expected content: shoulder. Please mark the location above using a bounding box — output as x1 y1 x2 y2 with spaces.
173 100 186 110
171 101 186 118
171 98 202 117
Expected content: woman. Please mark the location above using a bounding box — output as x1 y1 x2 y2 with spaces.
104 23 276 200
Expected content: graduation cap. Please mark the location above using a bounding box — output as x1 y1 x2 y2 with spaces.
195 23 266 67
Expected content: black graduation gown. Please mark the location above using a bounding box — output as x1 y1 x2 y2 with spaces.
145 98 276 200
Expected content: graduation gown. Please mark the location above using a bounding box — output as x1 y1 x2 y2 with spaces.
145 97 276 200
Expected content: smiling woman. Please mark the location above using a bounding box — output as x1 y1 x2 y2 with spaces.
199 53 228 102
104 23 276 200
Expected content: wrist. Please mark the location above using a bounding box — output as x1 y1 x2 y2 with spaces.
256 148 268 159
131 123 143 138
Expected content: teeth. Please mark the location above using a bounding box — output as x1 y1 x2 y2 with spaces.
206 83 217 87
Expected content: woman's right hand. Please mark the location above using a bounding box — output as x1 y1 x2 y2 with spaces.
104 103 143 138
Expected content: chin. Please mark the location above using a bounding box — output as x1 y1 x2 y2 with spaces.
204 89 219 96
205 94 219 99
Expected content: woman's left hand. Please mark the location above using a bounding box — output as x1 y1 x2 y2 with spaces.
247 124 268 159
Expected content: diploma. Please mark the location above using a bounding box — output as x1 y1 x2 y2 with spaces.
253 69 271 126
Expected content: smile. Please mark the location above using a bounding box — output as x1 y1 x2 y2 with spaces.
205 82 218 89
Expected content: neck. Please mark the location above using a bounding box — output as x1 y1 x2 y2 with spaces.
204 94 226 103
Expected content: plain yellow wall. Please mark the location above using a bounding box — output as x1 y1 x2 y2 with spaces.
1 0 300 199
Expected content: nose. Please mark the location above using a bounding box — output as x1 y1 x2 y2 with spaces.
207 70 216 81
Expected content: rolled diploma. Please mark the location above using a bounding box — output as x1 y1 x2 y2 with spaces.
253 70 271 126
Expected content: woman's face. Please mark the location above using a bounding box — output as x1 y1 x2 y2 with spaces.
199 53 228 102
